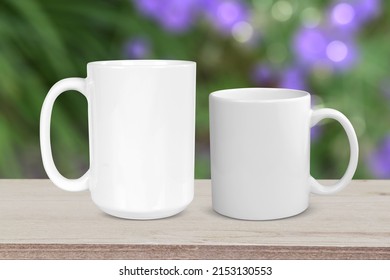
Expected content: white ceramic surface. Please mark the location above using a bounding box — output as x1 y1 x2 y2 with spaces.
40 60 196 219
210 88 359 220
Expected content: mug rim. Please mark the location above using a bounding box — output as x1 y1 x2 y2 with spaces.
87 59 196 68
210 88 310 103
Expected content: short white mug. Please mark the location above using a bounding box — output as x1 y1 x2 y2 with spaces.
40 60 196 219
210 88 358 220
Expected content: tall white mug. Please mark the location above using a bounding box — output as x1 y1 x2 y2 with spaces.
210 88 359 220
40 60 196 219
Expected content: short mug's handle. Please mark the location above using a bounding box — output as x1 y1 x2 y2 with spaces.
40 78 89 192
309 108 359 195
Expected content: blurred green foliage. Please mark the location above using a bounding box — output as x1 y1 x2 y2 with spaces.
0 0 389 179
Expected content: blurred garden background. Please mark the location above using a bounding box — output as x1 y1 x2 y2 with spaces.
0 0 389 179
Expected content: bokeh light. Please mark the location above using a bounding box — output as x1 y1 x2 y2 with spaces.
301 7 322 28
331 3 355 26
0 0 388 179
293 27 329 67
326 40 348 62
271 0 293 22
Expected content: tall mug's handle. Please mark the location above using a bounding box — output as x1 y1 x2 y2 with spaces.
40 78 89 192
309 108 359 195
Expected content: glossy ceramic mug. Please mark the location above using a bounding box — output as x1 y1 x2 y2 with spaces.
210 88 358 220
40 60 196 219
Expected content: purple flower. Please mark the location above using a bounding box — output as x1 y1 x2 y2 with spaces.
280 67 307 90
293 26 358 71
251 64 277 86
325 38 358 70
157 0 199 32
329 2 360 33
133 0 160 17
354 0 381 23
310 97 323 141
133 0 251 35
368 135 390 178
311 125 322 141
293 27 329 67
124 38 151 59
133 0 199 32
202 0 249 34
328 0 381 33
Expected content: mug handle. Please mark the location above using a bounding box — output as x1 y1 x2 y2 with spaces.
309 108 359 195
40 78 89 192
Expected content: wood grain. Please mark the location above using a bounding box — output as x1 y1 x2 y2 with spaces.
1 244 389 260
0 180 389 259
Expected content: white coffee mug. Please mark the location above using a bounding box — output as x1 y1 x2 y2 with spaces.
210 88 358 220
40 60 196 219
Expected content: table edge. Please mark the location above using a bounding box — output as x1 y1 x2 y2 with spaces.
0 244 389 260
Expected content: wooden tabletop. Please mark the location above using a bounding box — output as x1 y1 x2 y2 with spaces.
0 179 389 259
